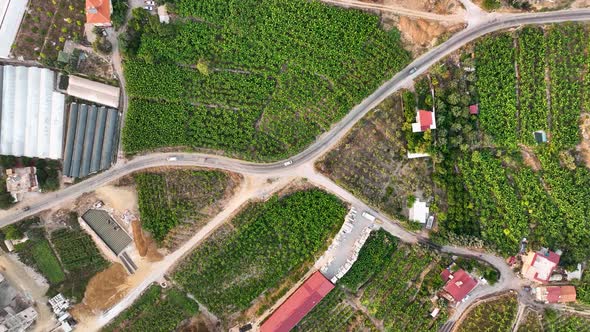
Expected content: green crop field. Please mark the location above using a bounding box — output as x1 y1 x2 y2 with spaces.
518 310 543 332
103 285 199 332
31 240 65 284
134 169 239 248
121 0 410 161
173 189 346 321
51 228 108 271
457 295 518 332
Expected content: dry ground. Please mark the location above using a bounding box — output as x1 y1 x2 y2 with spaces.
576 113 590 168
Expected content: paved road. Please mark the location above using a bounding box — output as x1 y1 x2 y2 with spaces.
4 8 590 228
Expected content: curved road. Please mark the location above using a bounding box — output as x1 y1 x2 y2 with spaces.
3 8 590 227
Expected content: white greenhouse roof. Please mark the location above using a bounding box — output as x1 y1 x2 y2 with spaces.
67 76 120 108
0 65 65 159
0 0 27 58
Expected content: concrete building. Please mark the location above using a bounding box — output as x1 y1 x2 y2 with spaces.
157 5 170 24
5 167 39 202
0 65 65 159
0 273 37 332
0 0 27 58
62 103 120 178
66 76 120 108
522 249 560 283
409 199 430 224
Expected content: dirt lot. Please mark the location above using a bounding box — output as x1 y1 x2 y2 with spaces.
577 113 590 168
383 0 462 14
397 16 464 51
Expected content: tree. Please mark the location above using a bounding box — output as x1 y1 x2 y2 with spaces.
3 225 23 240
196 59 210 76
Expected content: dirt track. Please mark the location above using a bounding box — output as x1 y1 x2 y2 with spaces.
321 0 466 22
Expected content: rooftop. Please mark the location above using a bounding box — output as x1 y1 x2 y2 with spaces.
411 110 436 133
86 0 111 25
81 209 131 256
522 250 560 283
442 269 478 302
260 271 334 332
409 199 429 224
536 286 576 303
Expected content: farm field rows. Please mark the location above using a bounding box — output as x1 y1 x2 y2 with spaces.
456 295 518 332
134 169 239 248
121 0 410 161
103 285 199 332
172 189 347 325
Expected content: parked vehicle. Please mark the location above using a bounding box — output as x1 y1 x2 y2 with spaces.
167 156 177 161
283 160 293 167
362 211 376 222
409 67 417 74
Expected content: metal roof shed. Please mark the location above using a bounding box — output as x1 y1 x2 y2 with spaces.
66 76 120 108
81 209 132 256
80 106 98 176
100 109 118 170
69 104 88 178
90 107 108 173
0 0 27 58
62 104 79 174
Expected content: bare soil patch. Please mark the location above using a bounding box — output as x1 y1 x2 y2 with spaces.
72 263 129 318
131 218 163 262
577 113 590 168
520 145 542 171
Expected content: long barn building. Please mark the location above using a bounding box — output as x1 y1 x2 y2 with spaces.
63 103 120 178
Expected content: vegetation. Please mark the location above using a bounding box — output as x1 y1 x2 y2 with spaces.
317 93 433 221
300 230 454 331
50 227 109 300
122 0 410 161
11 0 86 63
543 310 590 332
103 285 199 332
111 0 129 29
173 189 346 320
457 295 518 332
518 310 543 332
134 169 237 247
30 240 66 284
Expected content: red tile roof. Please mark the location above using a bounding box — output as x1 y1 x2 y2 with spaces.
86 0 110 24
546 286 576 303
524 251 560 283
469 104 479 115
443 269 478 302
419 110 433 131
260 271 334 332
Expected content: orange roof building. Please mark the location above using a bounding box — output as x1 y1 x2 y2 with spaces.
535 286 576 303
86 0 111 26
521 249 560 283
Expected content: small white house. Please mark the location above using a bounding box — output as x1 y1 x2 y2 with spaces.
409 199 430 224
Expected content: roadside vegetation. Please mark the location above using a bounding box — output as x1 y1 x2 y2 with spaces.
173 189 346 324
121 0 410 161
134 169 239 248
518 309 543 332
103 285 199 332
543 310 590 332
456 295 518 332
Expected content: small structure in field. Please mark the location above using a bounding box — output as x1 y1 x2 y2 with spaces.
534 130 548 144
158 5 170 24
5 167 39 202
440 269 478 303
521 248 560 283
411 110 436 133
469 104 479 115
66 75 120 108
535 285 576 304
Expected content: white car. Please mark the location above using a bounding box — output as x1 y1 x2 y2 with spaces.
167 156 177 161
144 5 154 10
283 160 293 167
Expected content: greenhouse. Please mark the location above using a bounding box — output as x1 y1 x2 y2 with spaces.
0 65 65 159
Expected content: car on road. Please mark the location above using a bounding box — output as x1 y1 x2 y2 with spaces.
409 67 417 74
283 160 293 167
167 156 177 161
22 206 30 211
362 211 376 222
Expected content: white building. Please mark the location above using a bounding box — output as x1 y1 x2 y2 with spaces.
0 65 65 159
409 199 430 224
0 0 27 58
66 75 120 109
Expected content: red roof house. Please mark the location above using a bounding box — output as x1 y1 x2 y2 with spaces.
411 110 436 133
86 0 111 26
469 104 479 115
441 269 478 303
260 271 334 332
536 286 576 303
440 269 451 283
521 249 560 283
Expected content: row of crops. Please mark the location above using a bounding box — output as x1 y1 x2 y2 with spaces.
172 189 347 320
456 295 518 332
103 285 199 332
134 169 235 246
122 0 410 161
476 23 588 149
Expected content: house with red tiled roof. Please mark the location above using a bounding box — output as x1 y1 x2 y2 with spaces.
535 286 576 303
440 269 478 303
86 0 111 26
521 249 560 283
411 110 436 133
260 271 334 332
